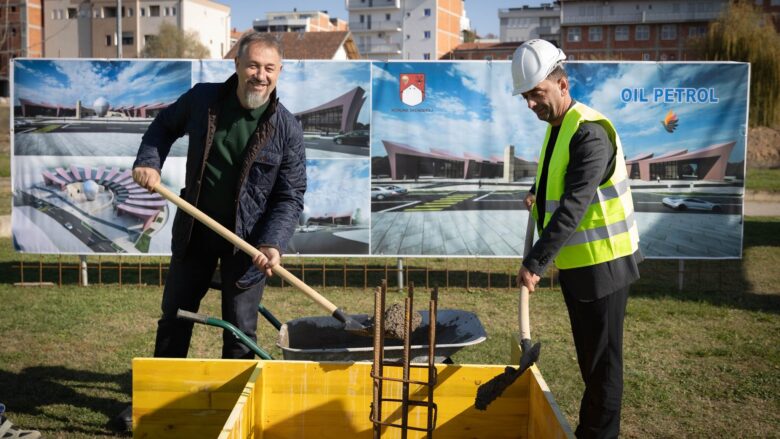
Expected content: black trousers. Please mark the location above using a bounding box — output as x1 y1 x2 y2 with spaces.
562 284 629 439
154 222 266 359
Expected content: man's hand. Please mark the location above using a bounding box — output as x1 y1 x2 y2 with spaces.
252 246 281 278
517 266 541 293
133 167 161 192
523 191 536 211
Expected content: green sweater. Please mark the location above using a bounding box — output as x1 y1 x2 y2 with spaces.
199 91 269 227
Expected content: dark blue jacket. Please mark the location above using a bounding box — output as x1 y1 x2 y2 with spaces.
134 74 306 288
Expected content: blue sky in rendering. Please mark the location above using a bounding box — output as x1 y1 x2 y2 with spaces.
304 159 370 222
567 62 748 163
14 60 191 109
371 61 540 161
195 60 371 125
371 61 748 164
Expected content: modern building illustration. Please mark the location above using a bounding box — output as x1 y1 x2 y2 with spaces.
376 140 538 180
41 164 167 230
625 141 738 181
294 86 366 134
16 98 171 119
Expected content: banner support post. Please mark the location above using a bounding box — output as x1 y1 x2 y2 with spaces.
677 260 684 292
80 255 88 286
397 257 404 292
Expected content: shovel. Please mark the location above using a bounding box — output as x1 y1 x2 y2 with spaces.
153 183 371 336
475 212 541 410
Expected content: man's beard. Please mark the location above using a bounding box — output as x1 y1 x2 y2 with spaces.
243 89 266 109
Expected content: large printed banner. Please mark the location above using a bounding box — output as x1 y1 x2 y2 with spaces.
12 59 748 259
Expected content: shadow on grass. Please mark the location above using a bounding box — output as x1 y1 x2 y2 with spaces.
0 366 131 436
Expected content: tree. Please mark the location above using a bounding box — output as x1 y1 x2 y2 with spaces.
142 21 210 59
462 29 477 43
690 2 780 127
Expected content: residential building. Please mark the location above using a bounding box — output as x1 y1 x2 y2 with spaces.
440 41 521 60
498 3 560 44
346 0 468 60
44 0 230 59
253 9 347 32
559 0 729 61
225 31 360 60
1 0 43 96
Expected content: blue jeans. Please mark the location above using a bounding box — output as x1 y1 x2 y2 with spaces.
153 221 266 359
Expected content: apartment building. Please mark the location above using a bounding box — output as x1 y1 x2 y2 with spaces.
559 0 729 61
44 0 230 59
253 9 347 32
1 0 43 96
498 3 560 44
346 0 467 60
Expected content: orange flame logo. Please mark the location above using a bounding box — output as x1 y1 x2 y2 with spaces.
662 110 679 133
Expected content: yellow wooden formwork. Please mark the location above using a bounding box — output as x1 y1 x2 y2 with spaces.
133 344 573 438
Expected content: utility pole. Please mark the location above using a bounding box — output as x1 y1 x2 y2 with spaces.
116 0 122 58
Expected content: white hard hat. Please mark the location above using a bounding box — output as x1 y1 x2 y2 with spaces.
511 39 566 95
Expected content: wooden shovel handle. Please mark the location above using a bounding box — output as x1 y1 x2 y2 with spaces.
153 183 338 314
520 212 535 342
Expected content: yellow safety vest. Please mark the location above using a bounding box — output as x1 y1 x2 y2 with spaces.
531 102 639 269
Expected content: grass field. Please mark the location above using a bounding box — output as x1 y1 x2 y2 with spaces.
0 217 778 438
747 167 780 193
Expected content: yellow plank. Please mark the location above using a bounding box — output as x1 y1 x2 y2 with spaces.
133 357 571 439
528 365 575 439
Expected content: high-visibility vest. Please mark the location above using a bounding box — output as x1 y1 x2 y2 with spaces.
531 102 639 269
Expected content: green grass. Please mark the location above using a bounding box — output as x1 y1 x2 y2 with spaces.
746 167 780 192
0 218 779 437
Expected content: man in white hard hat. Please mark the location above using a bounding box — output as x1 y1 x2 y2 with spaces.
513 39 643 438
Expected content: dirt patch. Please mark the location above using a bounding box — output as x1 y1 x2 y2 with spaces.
371 303 422 340
474 366 521 410
748 126 780 168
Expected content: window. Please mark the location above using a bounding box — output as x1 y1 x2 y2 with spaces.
424 30 431 39
170 7 176 16
424 8 431 16
688 25 706 37
615 25 629 41
140 7 146 16
359 14 364 23
128 7 133 17
67 8 77 18
423 53 431 60
163 7 169 16
642 52 651 61
106 34 113 46
567 27 581 42
145 34 156 45
122 32 134 45
149 5 160 17
385 13 390 20
103 6 117 18
661 24 677 40
10 27 16 37
588 26 602 42
635 25 650 40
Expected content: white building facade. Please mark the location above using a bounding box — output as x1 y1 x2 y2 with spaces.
346 0 467 60
499 3 560 43
44 0 230 59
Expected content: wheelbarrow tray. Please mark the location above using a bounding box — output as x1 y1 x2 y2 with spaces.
277 309 487 362
131 337 573 438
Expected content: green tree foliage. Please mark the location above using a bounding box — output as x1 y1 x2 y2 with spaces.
690 2 780 127
142 21 210 59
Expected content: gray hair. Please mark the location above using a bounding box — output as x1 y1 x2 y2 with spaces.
547 63 567 81
236 32 284 59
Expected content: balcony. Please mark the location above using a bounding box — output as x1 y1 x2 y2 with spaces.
358 43 402 55
346 0 401 11
562 9 722 26
348 20 402 32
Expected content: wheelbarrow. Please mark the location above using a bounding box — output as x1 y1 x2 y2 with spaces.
178 305 487 363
